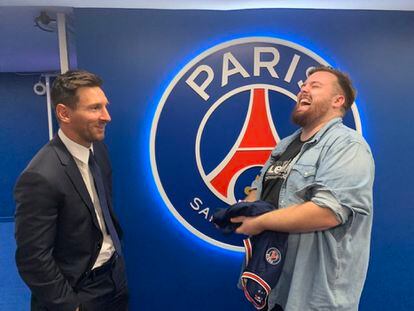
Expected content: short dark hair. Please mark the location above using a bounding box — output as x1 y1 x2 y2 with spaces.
51 70 103 109
308 66 356 112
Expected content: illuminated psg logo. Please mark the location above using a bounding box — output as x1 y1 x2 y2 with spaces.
150 37 361 251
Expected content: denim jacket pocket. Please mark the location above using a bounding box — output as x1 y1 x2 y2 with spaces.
287 164 317 200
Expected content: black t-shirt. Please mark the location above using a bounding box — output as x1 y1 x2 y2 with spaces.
261 135 305 207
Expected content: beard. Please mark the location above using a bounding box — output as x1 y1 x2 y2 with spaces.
76 124 107 146
291 109 314 127
291 101 330 128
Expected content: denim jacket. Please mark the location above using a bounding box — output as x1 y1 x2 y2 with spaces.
253 117 375 311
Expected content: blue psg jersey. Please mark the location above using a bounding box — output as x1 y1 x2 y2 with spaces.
213 201 288 310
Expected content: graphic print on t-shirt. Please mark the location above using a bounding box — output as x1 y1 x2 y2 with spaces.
265 160 292 182
261 136 305 207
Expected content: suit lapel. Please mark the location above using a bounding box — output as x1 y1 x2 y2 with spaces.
51 136 101 231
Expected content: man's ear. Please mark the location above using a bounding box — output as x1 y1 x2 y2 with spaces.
55 103 71 124
332 94 346 110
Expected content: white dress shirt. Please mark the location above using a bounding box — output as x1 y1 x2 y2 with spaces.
58 129 115 269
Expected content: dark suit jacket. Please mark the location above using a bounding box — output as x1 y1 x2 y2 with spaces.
14 135 123 311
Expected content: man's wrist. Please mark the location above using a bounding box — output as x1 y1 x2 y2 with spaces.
254 213 267 234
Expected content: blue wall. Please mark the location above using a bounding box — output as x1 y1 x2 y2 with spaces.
73 8 414 310
2 7 413 310
0 73 49 220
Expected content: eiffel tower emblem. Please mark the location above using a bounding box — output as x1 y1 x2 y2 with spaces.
202 88 280 204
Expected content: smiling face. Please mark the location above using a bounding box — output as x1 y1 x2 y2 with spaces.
57 86 111 147
292 71 344 131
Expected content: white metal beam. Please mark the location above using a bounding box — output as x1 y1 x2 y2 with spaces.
56 12 69 74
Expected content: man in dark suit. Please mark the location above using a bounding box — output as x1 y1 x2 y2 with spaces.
14 70 128 311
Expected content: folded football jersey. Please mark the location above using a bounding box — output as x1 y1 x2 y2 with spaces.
213 201 288 310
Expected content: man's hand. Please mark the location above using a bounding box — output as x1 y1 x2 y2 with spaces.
244 189 257 202
231 215 264 236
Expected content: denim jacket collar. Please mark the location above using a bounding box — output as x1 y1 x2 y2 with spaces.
306 117 343 143
272 117 343 157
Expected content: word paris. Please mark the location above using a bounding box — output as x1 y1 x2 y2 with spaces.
186 46 306 101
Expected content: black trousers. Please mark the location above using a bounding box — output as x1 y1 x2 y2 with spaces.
31 254 128 311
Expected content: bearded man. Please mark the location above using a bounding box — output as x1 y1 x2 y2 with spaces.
233 66 375 311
